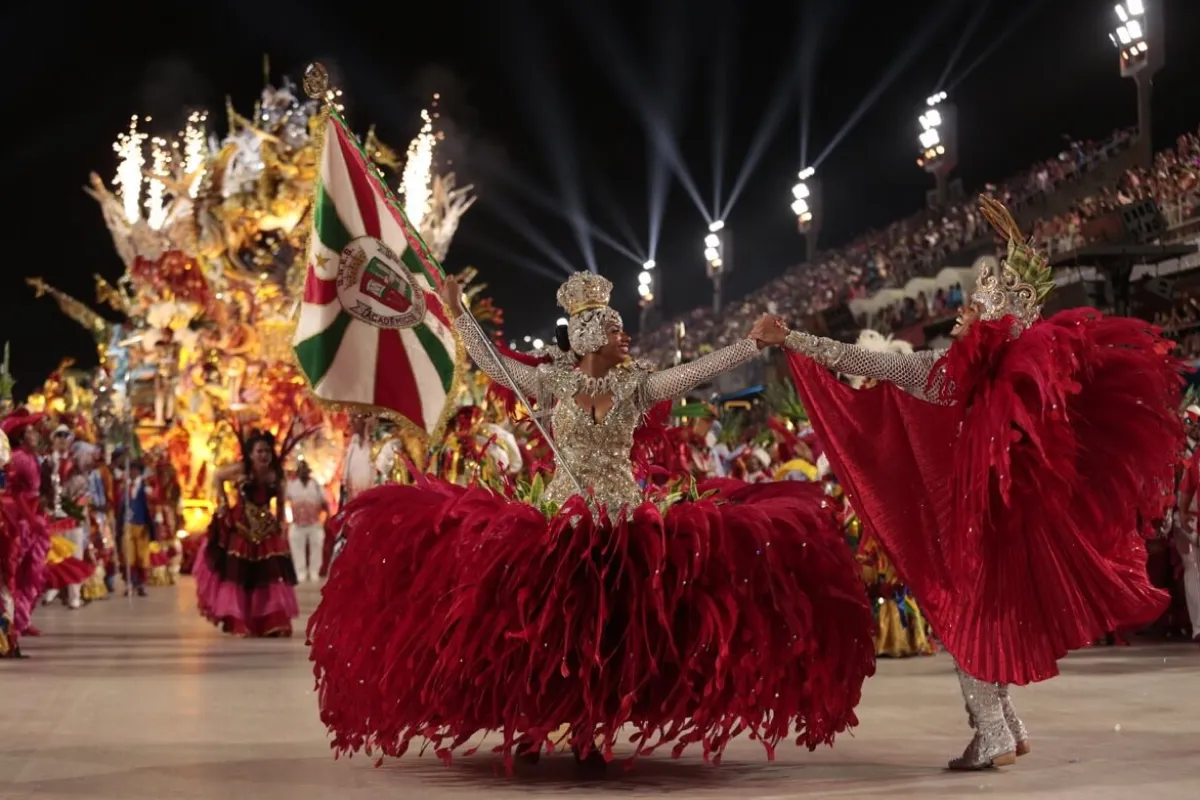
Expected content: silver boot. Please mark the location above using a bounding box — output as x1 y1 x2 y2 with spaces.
949 665 1017 770
998 685 1031 756
967 685 1030 756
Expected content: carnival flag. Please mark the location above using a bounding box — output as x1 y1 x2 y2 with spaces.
292 110 461 436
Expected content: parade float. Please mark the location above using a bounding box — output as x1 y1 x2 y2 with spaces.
26 72 495 533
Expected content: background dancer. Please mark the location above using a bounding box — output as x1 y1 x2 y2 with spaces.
193 427 302 637
1173 405 1200 640
1 409 49 652
285 459 327 583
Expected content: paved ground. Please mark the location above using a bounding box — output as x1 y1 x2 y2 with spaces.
2 579 1199 799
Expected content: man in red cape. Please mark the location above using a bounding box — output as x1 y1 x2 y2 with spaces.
761 196 1182 770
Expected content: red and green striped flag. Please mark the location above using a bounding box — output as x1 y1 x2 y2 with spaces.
293 110 462 437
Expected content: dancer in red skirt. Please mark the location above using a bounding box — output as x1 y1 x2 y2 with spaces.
1 409 49 655
776 196 1182 769
309 271 876 770
194 428 299 637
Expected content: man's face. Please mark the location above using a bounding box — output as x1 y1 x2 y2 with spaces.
52 433 70 454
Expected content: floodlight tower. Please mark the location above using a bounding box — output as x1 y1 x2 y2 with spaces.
791 167 822 262
704 221 731 314
915 91 958 208
636 259 658 332
1109 0 1164 169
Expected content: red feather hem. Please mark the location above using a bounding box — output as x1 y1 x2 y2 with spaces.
308 478 875 770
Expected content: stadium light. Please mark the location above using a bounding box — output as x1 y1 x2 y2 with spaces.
1110 1 1148 61
556 317 568 327
1108 0 1161 168
703 222 729 313
915 93 958 208
532 338 544 350
790 169 822 260
643 259 656 270
791 174 813 224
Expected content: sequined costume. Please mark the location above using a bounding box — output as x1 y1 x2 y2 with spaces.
193 478 299 637
309 272 876 770
784 196 1180 769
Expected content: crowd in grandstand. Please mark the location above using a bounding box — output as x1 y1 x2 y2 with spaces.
634 125 1200 365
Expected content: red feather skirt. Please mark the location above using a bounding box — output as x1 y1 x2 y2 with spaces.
308 477 875 768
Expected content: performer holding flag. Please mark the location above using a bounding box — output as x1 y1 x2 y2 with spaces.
301 65 874 774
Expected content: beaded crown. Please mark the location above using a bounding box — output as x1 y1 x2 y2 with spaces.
972 195 1056 328
556 272 613 316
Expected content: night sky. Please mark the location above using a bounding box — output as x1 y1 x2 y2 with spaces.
2 0 1198 394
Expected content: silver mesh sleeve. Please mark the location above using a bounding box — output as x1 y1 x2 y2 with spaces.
784 330 943 392
454 315 543 398
638 338 760 407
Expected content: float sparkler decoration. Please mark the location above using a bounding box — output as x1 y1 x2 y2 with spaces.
113 115 147 224
401 103 437 232
146 136 172 230
182 110 208 197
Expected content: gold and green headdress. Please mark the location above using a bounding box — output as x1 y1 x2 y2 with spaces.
972 195 1056 328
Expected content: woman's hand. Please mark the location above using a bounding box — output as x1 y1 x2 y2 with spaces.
439 274 464 319
750 314 789 349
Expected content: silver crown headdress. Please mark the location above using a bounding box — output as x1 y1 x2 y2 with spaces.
556 272 622 355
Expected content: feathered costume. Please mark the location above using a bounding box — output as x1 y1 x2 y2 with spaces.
193 422 313 637
1 410 50 652
309 272 876 770
784 196 1181 769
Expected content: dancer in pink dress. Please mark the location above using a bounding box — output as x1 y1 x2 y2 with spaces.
193 429 299 637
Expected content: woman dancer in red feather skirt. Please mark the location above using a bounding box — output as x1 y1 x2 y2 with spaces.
308 271 877 771
777 196 1182 769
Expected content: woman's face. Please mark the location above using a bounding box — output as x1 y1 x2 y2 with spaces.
22 426 38 449
250 440 274 470
596 321 630 363
951 303 981 339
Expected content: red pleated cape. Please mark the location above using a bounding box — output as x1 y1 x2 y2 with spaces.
787 309 1183 685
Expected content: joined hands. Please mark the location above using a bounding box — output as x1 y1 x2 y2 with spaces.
749 314 789 349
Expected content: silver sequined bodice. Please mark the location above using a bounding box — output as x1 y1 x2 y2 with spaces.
541 366 646 510
456 316 760 512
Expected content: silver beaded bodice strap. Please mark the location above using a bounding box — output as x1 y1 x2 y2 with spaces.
636 338 760 407
950 664 1017 770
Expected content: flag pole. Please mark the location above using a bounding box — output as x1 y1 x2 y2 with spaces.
455 298 581 494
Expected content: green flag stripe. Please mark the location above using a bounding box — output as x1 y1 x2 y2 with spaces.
295 310 353 386
401 246 437 287
315 184 353 254
413 323 455 393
